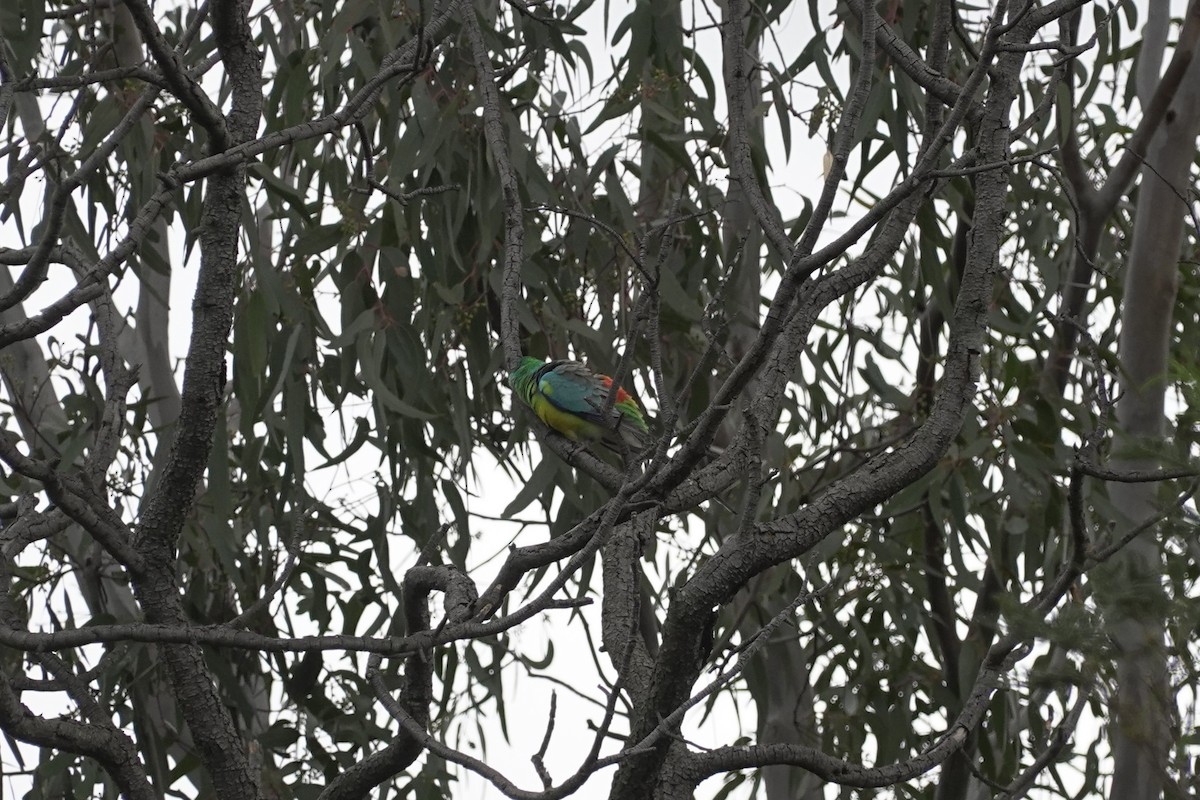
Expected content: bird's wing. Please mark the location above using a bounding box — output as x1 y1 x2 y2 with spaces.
536 362 618 425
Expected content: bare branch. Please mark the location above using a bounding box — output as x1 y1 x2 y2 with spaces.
120 0 227 145
0 83 162 317
0 668 155 799
0 434 142 569
532 692 558 788
795 0 876 255
843 0 981 121
722 0 793 260
1085 480 1200 568
1000 689 1090 799
13 66 167 92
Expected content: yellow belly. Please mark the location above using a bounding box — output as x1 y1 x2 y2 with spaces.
534 399 599 441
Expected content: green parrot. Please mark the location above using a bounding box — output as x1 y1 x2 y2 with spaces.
509 357 650 450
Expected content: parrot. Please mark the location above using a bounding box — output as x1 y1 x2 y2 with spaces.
508 357 650 451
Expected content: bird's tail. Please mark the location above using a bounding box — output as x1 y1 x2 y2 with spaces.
602 419 651 455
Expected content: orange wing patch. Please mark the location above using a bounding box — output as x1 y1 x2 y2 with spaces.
599 375 632 404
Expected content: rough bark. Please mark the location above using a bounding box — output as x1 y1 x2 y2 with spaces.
126 1 264 797
719 7 822 798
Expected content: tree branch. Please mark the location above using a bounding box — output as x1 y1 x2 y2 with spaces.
120 0 227 146
0 673 155 800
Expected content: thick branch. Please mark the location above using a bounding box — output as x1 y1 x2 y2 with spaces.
127 1 264 796
0 675 155 800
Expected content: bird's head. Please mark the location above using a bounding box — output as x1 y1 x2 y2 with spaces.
508 356 546 398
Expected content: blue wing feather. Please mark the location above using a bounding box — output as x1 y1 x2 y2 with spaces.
536 362 617 425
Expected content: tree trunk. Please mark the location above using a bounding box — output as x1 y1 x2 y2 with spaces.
1103 53 1200 800
720 7 824 798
